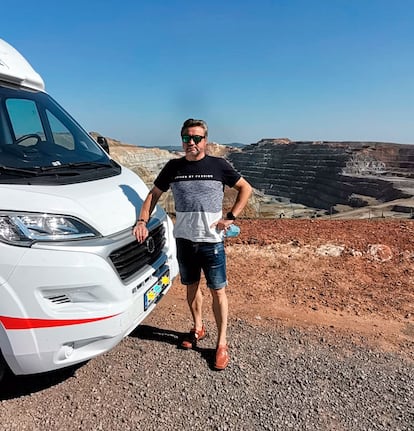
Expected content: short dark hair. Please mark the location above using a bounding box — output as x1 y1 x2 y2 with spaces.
181 118 208 137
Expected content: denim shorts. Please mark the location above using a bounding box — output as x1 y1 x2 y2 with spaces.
176 238 227 290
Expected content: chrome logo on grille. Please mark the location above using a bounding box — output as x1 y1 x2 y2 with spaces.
145 236 155 254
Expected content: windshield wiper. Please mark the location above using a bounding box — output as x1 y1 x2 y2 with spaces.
0 165 39 177
0 161 118 180
0 165 80 178
39 161 115 172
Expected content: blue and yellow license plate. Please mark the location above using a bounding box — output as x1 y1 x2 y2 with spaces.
144 271 170 311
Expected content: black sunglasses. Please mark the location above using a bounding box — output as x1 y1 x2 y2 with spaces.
181 135 205 144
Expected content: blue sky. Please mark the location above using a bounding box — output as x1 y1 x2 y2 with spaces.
3 0 414 147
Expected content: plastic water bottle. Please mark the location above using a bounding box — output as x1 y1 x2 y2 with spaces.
225 224 240 238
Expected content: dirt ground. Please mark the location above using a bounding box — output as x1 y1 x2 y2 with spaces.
158 219 414 358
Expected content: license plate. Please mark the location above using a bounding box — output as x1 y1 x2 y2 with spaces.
144 271 170 311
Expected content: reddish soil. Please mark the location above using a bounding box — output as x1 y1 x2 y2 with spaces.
158 219 414 357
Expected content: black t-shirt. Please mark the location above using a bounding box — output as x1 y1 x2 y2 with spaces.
154 155 241 242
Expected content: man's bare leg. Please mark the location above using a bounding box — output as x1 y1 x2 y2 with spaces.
181 281 206 349
211 287 228 347
186 281 203 330
211 287 229 369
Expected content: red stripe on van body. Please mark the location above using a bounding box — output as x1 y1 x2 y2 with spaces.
0 314 118 329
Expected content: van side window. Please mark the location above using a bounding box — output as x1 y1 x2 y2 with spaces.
46 110 75 150
6 99 45 144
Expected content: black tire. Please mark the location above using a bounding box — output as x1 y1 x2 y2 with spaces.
0 351 8 382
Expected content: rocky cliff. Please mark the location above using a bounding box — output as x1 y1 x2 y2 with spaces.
227 140 414 216
90 134 178 187
92 133 414 219
91 134 260 217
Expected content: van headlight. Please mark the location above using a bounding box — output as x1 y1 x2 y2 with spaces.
0 212 99 246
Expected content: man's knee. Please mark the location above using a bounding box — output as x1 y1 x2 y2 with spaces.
210 286 227 298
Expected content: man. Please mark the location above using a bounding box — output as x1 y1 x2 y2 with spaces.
133 118 252 370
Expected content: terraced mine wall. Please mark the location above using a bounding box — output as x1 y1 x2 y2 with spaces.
227 140 414 211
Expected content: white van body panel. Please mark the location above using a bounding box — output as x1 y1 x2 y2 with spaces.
0 39 45 91
0 39 178 377
0 166 148 237
0 227 177 375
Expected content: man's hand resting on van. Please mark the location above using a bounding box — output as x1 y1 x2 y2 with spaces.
133 187 162 244
133 221 149 243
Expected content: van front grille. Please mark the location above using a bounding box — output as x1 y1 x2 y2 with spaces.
109 224 166 281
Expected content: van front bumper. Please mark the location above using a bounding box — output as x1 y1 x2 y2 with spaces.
0 222 178 375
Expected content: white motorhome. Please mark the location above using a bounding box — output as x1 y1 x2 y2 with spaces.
0 39 178 380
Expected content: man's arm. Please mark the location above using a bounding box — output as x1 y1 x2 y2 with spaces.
214 177 252 232
133 186 164 243
228 177 252 218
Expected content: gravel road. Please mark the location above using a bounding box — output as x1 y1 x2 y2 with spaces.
0 314 412 431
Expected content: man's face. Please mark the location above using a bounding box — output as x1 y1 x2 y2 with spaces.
181 126 207 161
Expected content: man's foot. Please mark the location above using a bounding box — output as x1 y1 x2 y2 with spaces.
214 344 229 370
181 325 206 349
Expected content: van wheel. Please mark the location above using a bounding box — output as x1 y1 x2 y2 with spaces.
0 352 7 382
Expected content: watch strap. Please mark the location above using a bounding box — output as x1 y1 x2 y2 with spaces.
226 211 236 220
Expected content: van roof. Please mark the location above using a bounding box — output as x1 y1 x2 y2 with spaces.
0 39 45 92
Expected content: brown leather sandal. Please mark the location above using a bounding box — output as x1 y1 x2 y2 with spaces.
181 325 207 349
214 344 230 370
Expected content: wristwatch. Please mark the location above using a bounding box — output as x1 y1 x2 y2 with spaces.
226 211 236 220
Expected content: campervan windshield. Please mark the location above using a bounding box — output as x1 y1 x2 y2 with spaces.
0 85 120 184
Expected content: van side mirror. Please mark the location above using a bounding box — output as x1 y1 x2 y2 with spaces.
97 136 110 154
